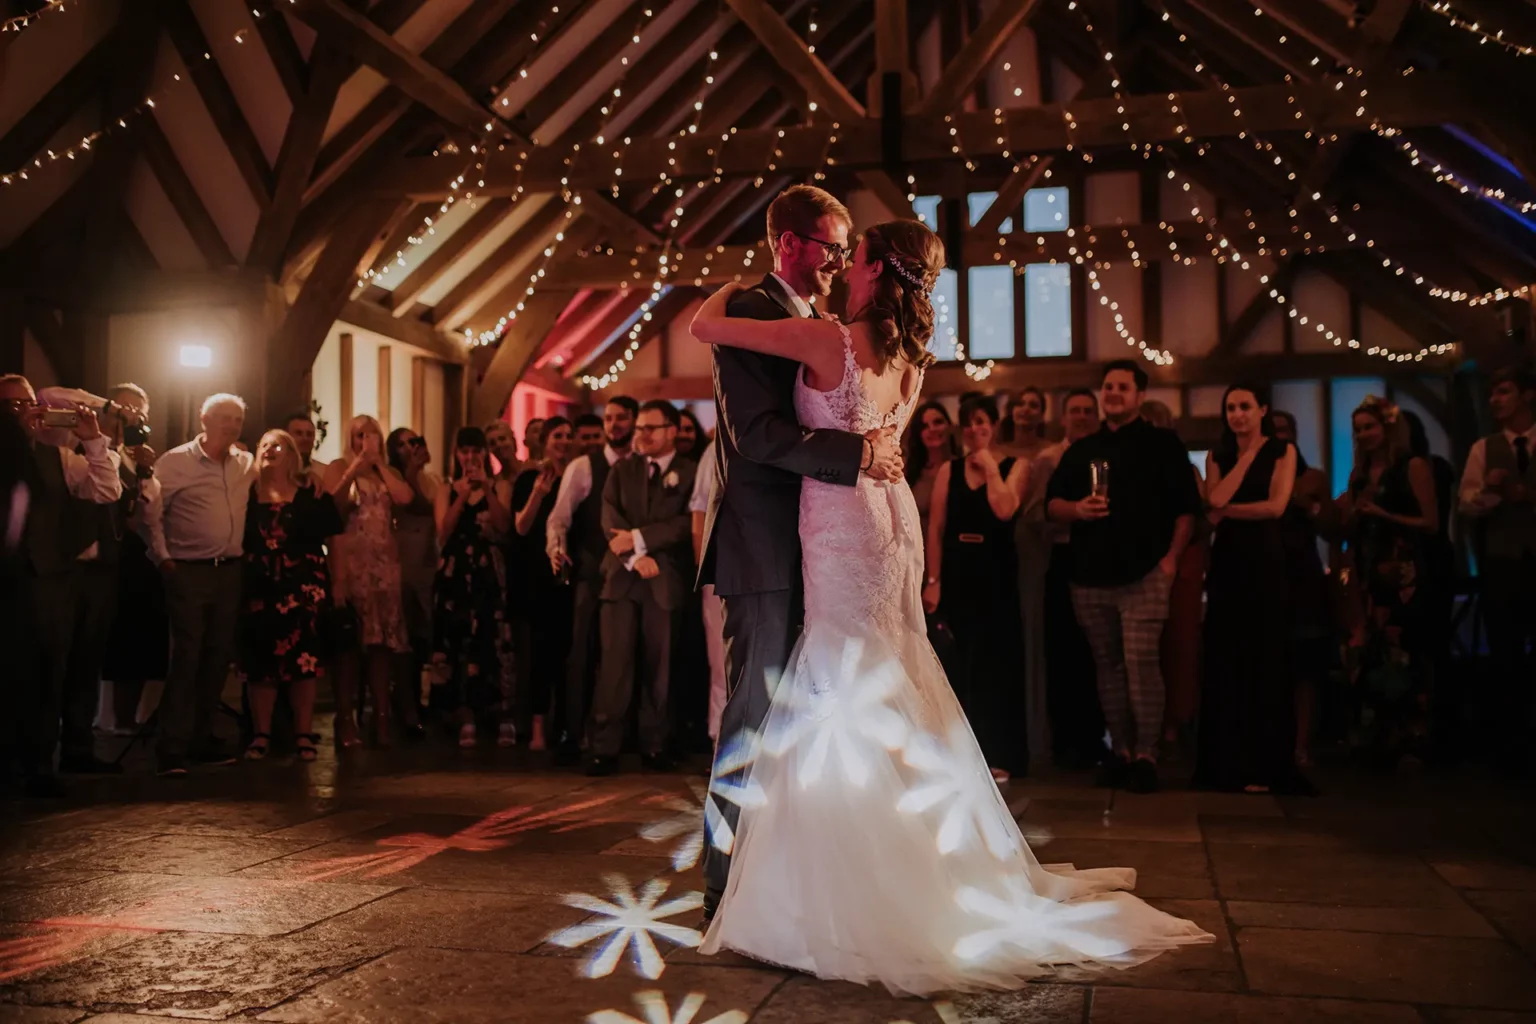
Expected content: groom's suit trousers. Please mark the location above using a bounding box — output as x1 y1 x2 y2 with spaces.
704 586 801 897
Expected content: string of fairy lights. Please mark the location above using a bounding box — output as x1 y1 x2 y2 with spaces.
1420 1 1536 57
471 3 676 349
1142 5 1461 362
0 0 76 33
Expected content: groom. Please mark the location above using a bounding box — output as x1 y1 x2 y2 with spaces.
698 185 904 920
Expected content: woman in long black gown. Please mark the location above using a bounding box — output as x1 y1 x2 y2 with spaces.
510 416 574 751
922 396 1031 781
1194 383 1313 794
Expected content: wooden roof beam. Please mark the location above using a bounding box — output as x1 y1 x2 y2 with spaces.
0 21 114 174
430 199 573 330
286 0 511 138
723 0 867 120
254 7 309 105
247 40 352 277
386 196 517 317
137 113 236 268
159 0 274 207
918 0 1043 116
377 72 1473 195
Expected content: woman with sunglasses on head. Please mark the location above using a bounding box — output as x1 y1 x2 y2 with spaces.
324 415 417 747
241 430 343 762
434 426 515 748
386 427 437 738
509 417 575 751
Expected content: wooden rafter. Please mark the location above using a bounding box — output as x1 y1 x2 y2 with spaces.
339 298 467 364
377 71 1475 195
254 8 309 105
286 0 510 138
918 0 1043 116
136 110 236 268
468 289 577 424
159 0 274 207
968 157 1052 240
0 24 114 173
386 197 516 317
247 39 351 277
268 198 410 418
430 199 572 330
723 0 866 119
1213 258 1294 356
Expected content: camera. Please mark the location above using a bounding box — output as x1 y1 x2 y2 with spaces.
41 408 79 429
123 421 151 446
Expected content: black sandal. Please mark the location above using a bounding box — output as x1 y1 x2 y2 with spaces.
245 733 271 761
297 733 320 762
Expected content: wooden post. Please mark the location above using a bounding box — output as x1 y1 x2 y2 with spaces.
377 344 393 427
411 356 427 434
339 332 354 430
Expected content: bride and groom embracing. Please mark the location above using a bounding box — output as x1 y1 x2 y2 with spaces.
689 185 1211 996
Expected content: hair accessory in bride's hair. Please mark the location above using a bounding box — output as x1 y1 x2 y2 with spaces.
885 254 925 289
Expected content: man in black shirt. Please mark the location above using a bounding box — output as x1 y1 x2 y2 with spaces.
1047 360 1200 793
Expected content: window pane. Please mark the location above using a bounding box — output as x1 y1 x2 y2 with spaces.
913 195 941 228
1270 380 1325 472
967 266 1015 359
929 268 960 361
1023 263 1072 357
1024 186 1069 233
1329 377 1385 498
967 191 1015 233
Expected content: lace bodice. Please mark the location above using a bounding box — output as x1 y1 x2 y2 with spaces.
793 323 928 680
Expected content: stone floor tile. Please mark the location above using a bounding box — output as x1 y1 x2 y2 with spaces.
255 946 783 1024
1225 900 1502 937
1433 862 1536 891
1197 815 1358 848
0 833 156 878
0 874 395 937
51 835 318 877
1239 926 1536 1009
750 977 1085 1024
30 802 332 838
301 888 592 954
1112 789 1285 819
239 842 678 897
1087 987 1422 1022
0 1007 88 1022
1209 844 1464 906
1461 890 1536 960
257 811 399 843
1432 1012 1536 1023
0 923 145 990
1025 839 1214 900
1053 899 1240 993
1 928 381 1019
1018 804 1201 845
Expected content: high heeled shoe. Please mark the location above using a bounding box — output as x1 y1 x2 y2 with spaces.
334 715 363 749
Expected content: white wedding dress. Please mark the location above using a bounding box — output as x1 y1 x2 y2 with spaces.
699 327 1212 996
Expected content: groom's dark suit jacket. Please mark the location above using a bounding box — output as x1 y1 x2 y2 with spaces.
697 275 865 597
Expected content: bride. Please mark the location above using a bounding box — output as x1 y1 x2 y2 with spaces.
687 218 1211 996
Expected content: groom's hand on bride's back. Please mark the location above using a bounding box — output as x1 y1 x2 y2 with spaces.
861 427 903 483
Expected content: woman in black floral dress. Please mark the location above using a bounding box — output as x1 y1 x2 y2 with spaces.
242 429 343 761
433 427 514 747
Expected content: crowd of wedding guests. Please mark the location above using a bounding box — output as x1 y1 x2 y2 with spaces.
913 360 1536 795
2 359 1533 798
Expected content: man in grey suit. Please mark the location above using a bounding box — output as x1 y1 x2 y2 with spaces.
589 401 699 776
697 186 904 919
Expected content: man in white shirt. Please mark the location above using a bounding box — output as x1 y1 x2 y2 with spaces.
140 393 257 776
1457 367 1536 774
545 395 637 763
1 374 121 798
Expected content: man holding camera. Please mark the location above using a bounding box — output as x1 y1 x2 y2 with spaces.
0 374 122 797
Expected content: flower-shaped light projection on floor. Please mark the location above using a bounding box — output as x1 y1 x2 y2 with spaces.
549 875 704 979
954 875 1123 963
295 792 630 881
586 989 747 1024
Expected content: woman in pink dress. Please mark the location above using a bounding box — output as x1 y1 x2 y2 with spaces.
324 415 416 747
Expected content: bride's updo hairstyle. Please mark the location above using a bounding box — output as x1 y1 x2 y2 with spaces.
858 220 944 371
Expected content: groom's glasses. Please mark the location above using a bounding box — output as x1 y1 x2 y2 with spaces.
791 232 852 265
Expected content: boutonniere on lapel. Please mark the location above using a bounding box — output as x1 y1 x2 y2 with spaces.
663 470 680 491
